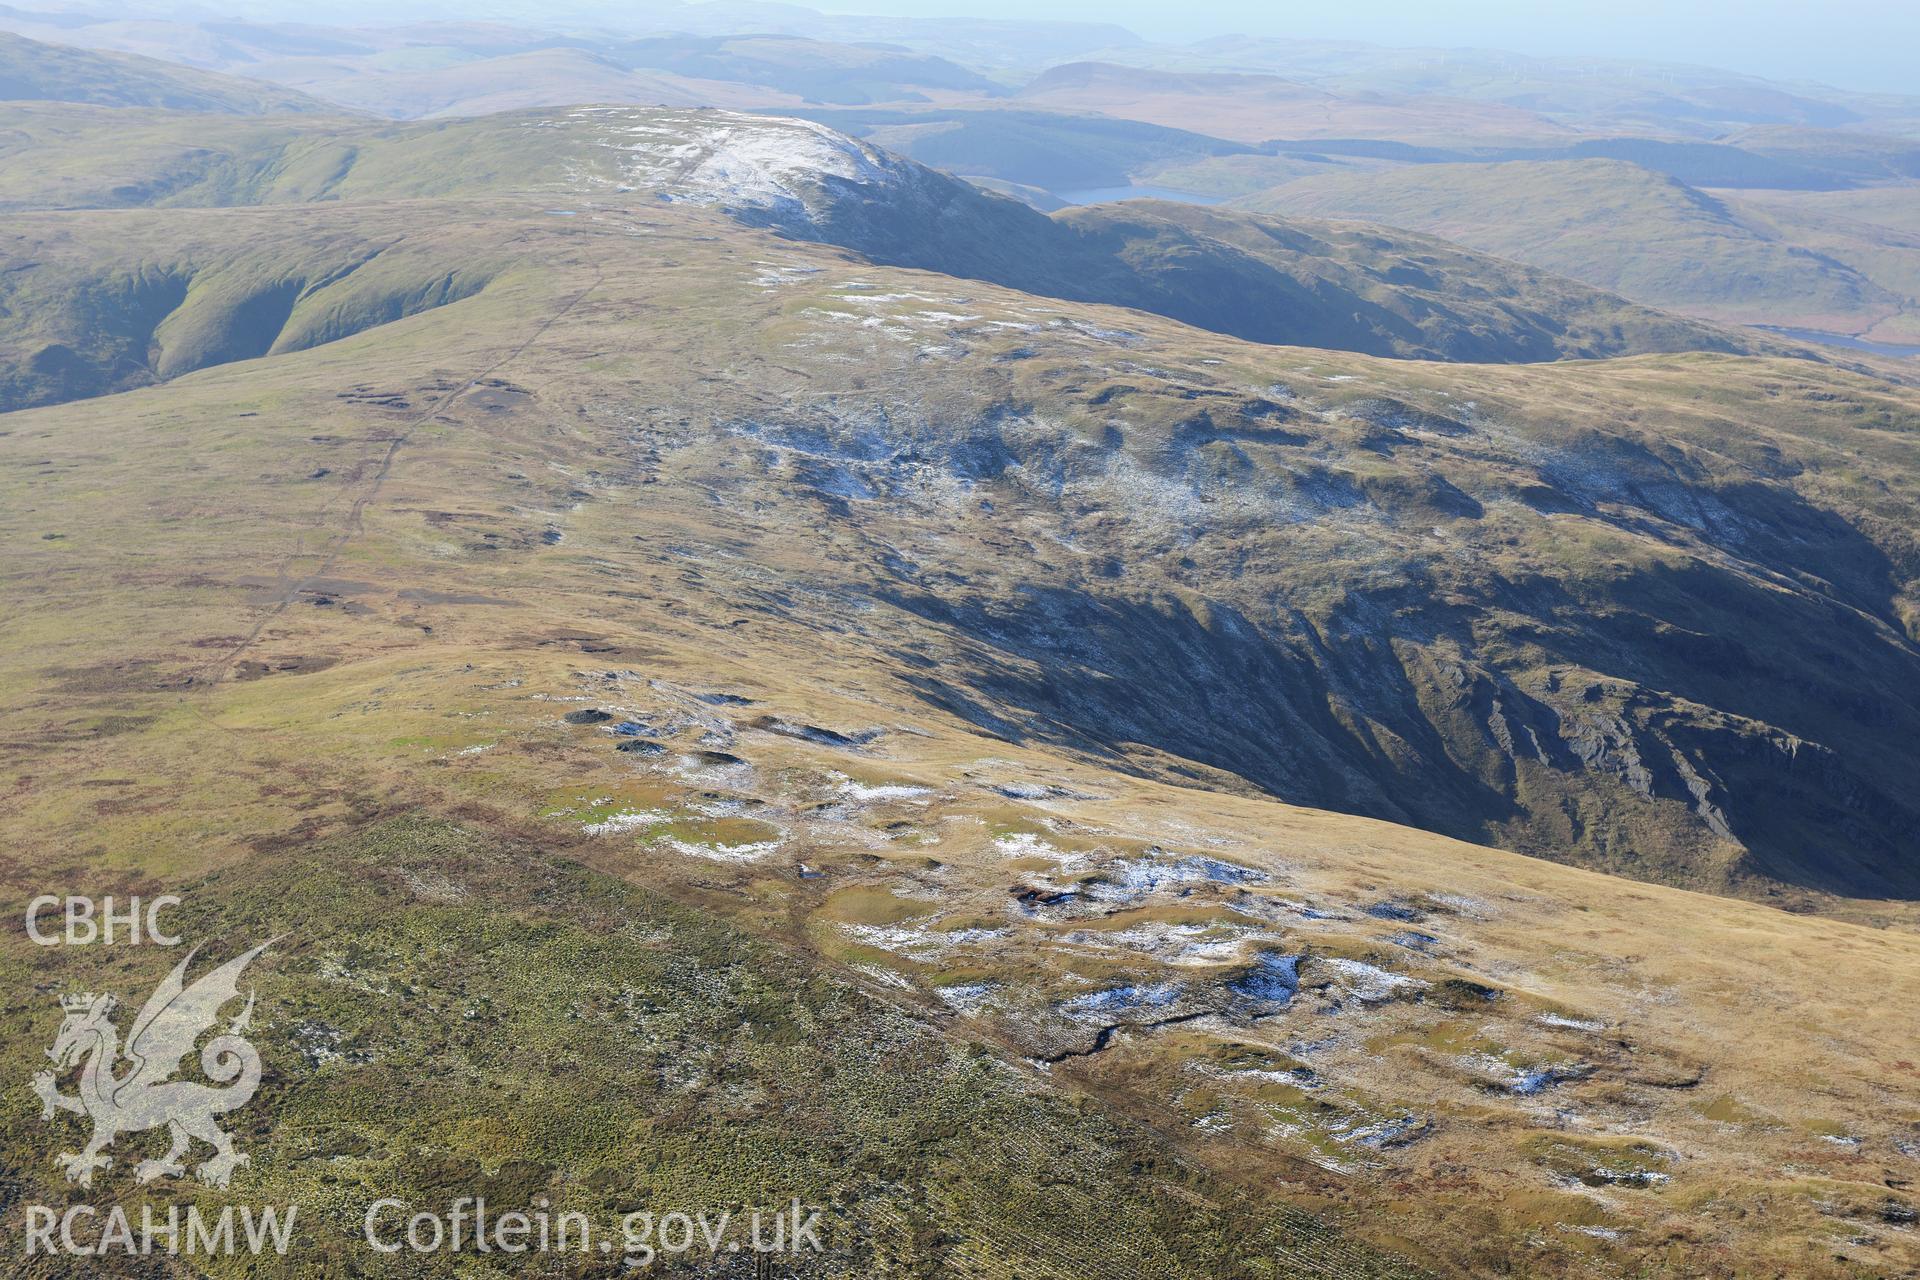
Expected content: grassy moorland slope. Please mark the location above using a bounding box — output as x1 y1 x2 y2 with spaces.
1721 184 1920 343
0 206 509 409
0 110 1904 902
1240 158 1913 334
0 104 1765 379
3 194 1919 1275
4 817 1419 1280
6 99 1920 1278
1042 200 1743 362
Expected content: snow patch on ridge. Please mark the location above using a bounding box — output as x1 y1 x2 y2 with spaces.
562 107 914 227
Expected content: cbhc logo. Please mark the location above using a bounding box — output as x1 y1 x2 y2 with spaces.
25 895 183 946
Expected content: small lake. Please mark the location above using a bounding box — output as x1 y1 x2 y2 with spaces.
1054 185 1225 207
1756 326 1920 359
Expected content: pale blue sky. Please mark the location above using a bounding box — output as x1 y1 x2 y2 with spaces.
811 0 1920 95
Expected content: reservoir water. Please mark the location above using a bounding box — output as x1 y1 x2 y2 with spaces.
1756 326 1920 359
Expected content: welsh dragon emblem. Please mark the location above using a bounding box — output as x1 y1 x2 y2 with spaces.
32 940 274 1189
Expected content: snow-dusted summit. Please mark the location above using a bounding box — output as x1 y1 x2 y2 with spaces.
536 105 1048 283
554 107 933 234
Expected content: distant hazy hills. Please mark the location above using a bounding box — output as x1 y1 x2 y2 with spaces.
209 33 1004 119
0 16 1016 119
786 100 1920 200
247 47 805 120
15 8 1918 148
777 105 1255 195
1015 61 1574 147
1731 126 1920 184
0 6 1135 79
1078 36 1920 140
0 30 336 113
1239 158 1920 338
604 33 999 102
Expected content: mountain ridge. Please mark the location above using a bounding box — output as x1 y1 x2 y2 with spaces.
1239 155 1917 336
0 104 1777 416
0 28 339 114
